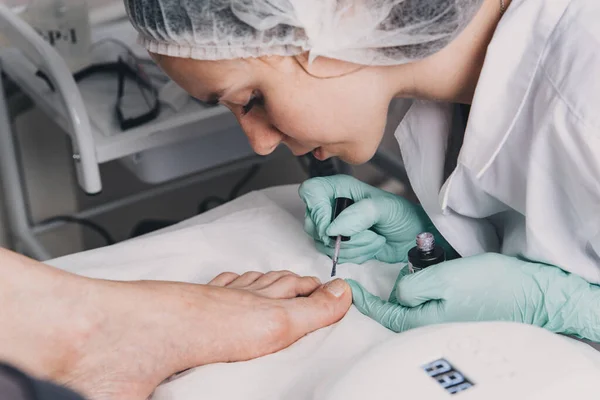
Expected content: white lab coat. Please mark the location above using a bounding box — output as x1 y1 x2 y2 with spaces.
395 0 600 284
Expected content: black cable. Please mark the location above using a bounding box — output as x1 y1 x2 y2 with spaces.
197 164 262 214
197 196 227 214
228 164 261 200
40 216 116 246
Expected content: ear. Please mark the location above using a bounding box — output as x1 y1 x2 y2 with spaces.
294 52 365 78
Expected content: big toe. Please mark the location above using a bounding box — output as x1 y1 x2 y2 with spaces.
286 279 352 338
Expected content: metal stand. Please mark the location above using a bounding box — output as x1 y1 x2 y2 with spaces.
0 62 51 259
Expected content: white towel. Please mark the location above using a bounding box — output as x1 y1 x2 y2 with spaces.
47 192 403 400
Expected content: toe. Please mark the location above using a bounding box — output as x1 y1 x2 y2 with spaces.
225 271 264 288
256 275 321 299
247 270 298 290
208 272 239 286
286 279 352 338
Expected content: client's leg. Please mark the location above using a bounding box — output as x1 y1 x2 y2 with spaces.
0 248 351 400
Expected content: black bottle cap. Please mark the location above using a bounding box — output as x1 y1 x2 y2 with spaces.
408 232 446 271
329 197 354 242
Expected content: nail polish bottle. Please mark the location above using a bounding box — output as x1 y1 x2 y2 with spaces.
407 232 445 273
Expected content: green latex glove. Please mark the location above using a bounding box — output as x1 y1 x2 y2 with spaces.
347 253 600 342
298 175 455 265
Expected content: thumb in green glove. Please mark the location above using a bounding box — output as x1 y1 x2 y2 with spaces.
347 253 600 342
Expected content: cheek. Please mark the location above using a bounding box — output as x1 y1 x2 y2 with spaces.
264 97 336 145
265 85 379 146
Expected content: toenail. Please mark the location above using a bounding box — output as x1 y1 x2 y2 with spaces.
311 276 322 285
324 279 346 297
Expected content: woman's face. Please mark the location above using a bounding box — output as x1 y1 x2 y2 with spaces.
155 54 398 164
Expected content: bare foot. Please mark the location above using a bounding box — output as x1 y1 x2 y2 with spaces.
3 262 351 400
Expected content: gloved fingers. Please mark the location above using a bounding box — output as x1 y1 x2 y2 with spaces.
394 267 448 308
298 175 377 207
314 230 383 255
298 177 336 208
325 199 382 237
300 176 386 245
304 213 331 247
336 253 381 265
347 279 410 332
391 299 445 331
299 176 351 217
327 192 422 236
315 231 386 264
348 279 444 332
374 244 409 264
335 237 385 262
305 205 335 245
315 240 334 257
315 242 382 265
388 265 412 303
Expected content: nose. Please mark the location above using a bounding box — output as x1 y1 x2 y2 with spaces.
239 117 284 156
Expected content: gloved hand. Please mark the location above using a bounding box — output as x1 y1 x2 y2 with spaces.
347 253 600 342
298 175 455 265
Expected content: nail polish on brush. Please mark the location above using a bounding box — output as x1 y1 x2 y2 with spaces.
330 197 354 277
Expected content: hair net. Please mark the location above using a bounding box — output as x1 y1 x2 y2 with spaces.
125 0 484 66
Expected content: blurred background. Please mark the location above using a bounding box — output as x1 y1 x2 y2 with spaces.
0 0 412 258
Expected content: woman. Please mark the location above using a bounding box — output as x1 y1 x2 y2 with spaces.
127 0 600 340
